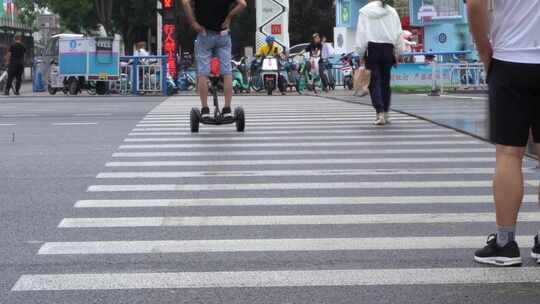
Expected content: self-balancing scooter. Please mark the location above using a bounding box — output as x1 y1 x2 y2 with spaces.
190 75 245 133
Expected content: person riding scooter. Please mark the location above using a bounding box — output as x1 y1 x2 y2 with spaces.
301 33 324 92
256 35 287 95
181 0 247 119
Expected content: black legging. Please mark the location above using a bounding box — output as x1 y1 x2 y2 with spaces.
5 64 23 94
365 42 395 114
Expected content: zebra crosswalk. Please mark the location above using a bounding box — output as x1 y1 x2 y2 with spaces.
11 96 540 302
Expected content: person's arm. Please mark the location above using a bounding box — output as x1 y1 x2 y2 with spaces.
181 0 206 34
467 0 492 71
355 13 368 60
222 0 247 30
4 45 13 66
256 46 263 57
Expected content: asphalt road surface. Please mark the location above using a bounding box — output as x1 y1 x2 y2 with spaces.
2 94 540 304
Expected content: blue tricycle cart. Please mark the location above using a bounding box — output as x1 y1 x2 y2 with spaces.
57 36 121 95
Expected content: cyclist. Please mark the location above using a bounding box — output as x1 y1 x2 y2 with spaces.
256 35 287 95
181 0 247 119
302 33 323 85
320 35 336 91
304 33 323 58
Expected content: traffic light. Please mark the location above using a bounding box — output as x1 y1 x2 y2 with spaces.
160 0 177 24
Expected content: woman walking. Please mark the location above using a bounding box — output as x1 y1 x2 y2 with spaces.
355 0 403 125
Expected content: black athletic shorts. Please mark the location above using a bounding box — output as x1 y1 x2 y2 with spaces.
489 58 540 147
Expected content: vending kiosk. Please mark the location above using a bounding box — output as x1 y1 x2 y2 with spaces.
334 0 472 54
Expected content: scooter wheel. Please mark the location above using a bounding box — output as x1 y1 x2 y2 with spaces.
234 107 245 132
190 108 201 133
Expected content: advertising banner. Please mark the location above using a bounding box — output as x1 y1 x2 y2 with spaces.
391 63 450 91
255 0 290 51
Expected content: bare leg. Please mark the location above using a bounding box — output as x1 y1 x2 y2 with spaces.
493 145 526 226
198 76 209 108
223 74 233 108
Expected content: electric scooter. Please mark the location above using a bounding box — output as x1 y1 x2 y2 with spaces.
320 58 336 92
291 55 308 95
261 55 279 95
307 55 322 94
231 57 250 94
190 58 245 133
340 53 355 90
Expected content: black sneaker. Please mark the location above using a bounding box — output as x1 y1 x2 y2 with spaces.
531 235 540 263
201 107 211 119
222 107 232 118
474 234 522 266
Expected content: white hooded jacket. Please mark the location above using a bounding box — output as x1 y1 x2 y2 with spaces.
355 1 403 57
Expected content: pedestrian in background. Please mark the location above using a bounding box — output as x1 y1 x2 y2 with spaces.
469 0 540 267
133 41 150 60
133 41 150 90
321 35 335 61
355 0 403 126
4 34 26 96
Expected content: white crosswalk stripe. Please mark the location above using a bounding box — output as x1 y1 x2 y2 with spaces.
96 167 500 178
12 96 540 297
12 268 540 291
74 195 538 208
111 148 494 158
34 236 539 255
57 212 540 228
118 141 482 149
86 180 504 192
123 134 466 142
103 158 495 168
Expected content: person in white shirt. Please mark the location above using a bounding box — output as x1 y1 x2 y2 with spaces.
134 41 149 57
133 41 150 90
320 35 336 91
133 41 150 61
355 0 403 126
321 36 335 60
469 0 540 267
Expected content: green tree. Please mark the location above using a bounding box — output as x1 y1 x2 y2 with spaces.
289 0 335 45
47 0 99 34
113 0 156 54
15 0 48 27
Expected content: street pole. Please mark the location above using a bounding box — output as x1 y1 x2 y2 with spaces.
157 0 163 55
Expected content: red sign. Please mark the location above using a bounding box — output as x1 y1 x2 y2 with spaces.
271 24 282 35
163 24 177 76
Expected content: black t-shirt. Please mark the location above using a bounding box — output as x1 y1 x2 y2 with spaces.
305 42 322 57
194 0 236 32
9 43 25 66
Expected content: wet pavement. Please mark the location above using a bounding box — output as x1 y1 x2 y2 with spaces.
329 91 490 141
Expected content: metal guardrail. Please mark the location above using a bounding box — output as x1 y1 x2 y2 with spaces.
120 56 168 96
430 62 487 95
0 16 32 30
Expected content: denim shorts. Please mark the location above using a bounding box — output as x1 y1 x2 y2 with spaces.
195 31 232 76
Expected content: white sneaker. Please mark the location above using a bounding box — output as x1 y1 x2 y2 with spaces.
374 113 386 126
384 112 391 124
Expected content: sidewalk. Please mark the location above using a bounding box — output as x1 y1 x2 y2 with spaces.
328 90 489 141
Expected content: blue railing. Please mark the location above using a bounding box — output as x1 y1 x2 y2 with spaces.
120 56 169 96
